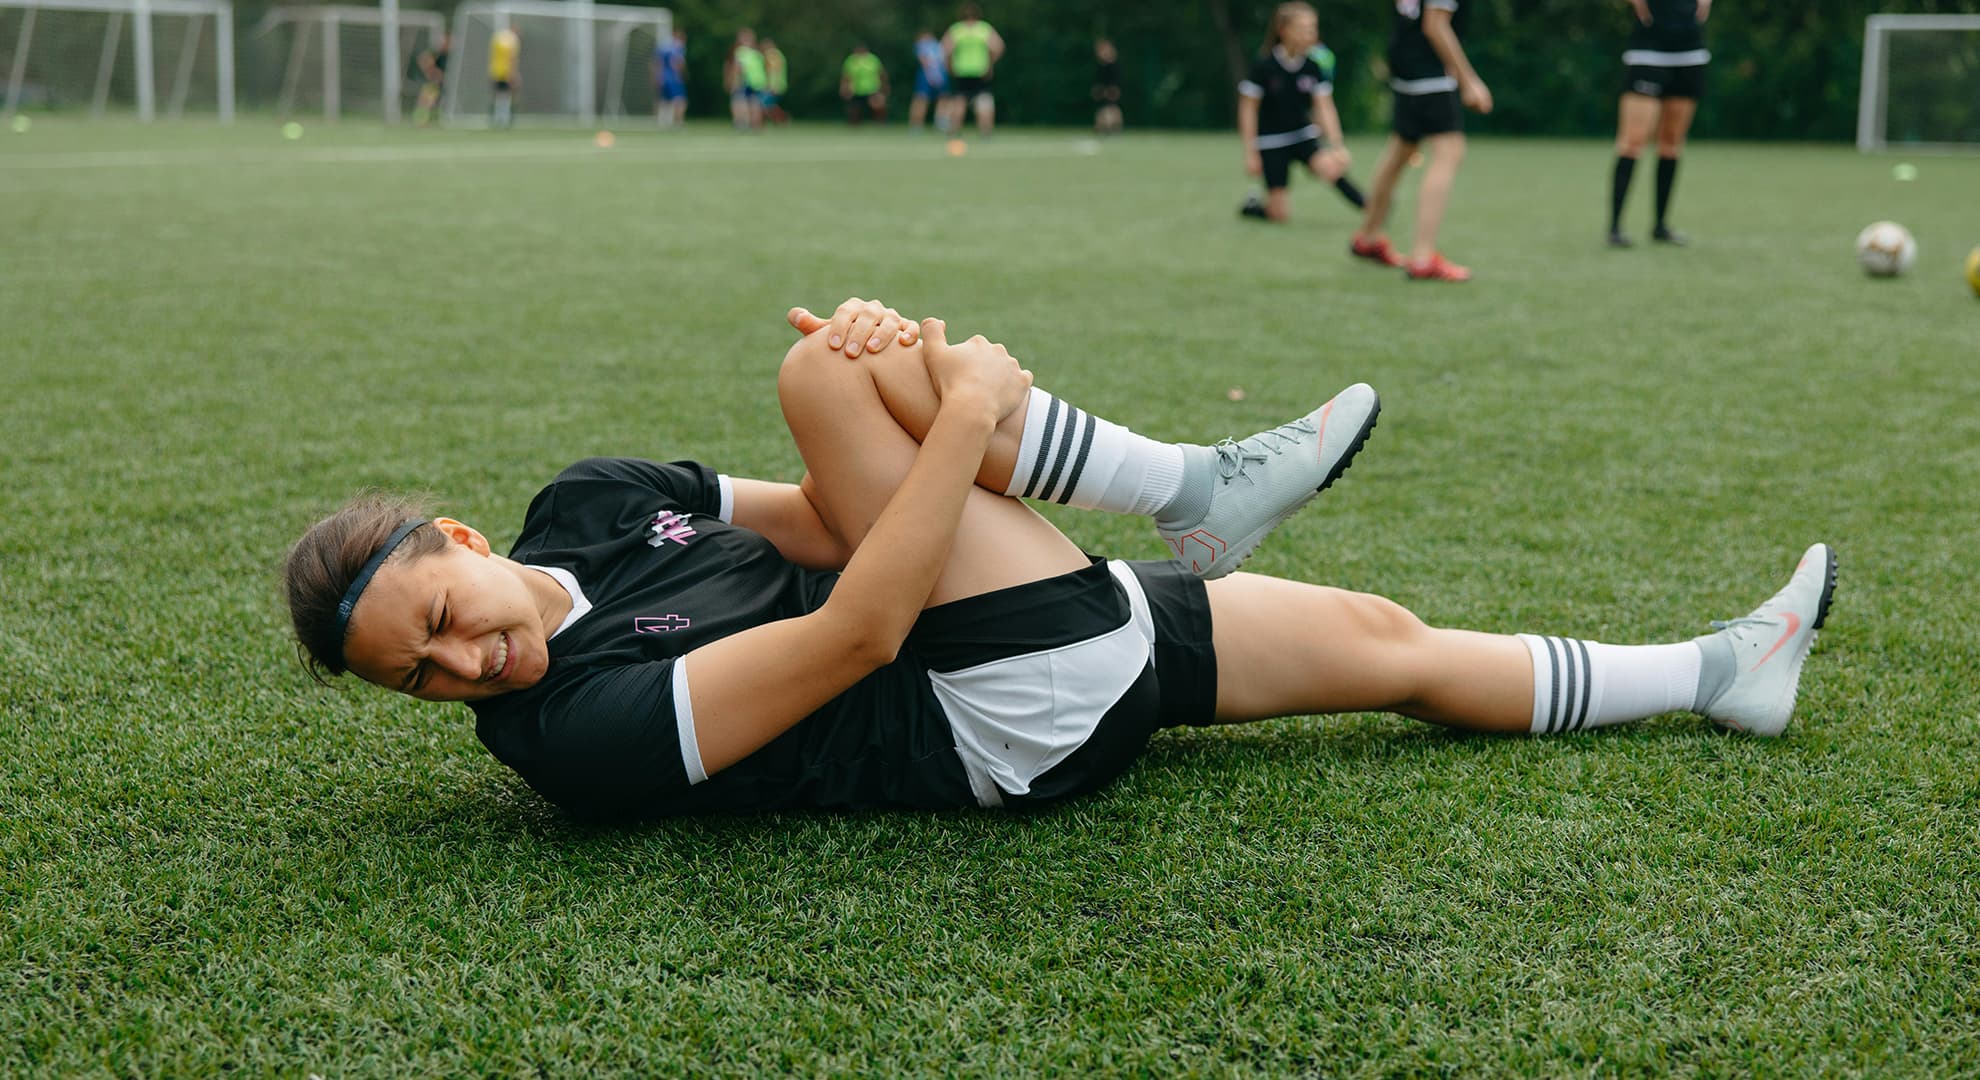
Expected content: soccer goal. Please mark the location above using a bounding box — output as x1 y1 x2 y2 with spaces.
1 0 233 121
1857 14 1980 152
253 5 444 124
444 0 670 127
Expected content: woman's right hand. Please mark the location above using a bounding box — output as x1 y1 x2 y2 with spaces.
1243 149 1263 177
919 318 1032 421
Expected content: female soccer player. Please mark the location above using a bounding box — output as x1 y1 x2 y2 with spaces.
1609 0 1711 246
1237 3 1364 224
285 299 1837 821
1350 0 1491 281
724 29 767 131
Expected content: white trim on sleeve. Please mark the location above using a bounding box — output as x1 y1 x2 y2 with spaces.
671 657 708 784
1237 80 1263 98
1315 80 1334 97
1428 0 1459 10
715 474 735 523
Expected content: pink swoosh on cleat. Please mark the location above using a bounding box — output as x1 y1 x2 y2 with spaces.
1751 612 1802 671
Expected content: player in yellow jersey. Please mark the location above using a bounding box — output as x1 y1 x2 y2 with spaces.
942 4 1005 135
840 44 889 125
488 26 520 128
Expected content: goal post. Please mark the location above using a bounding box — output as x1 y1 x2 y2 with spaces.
1857 13 1980 152
252 4 445 123
2 0 233 121
445 0 670 127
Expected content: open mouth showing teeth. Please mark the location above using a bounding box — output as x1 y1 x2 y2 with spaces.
489 633 510 681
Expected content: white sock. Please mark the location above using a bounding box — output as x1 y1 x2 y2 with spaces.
1518 635 1702 734
1004 389 1186 516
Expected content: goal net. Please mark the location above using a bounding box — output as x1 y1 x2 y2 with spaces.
1 0 233 120
445 0 670 126
252 5 444 123
1857 14 1980 151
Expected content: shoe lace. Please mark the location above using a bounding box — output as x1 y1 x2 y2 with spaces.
1211 419 1316 485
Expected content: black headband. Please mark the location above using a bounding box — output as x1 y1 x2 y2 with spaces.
334 519 427 647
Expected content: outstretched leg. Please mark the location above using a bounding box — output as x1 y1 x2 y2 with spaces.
1204 544 1837 737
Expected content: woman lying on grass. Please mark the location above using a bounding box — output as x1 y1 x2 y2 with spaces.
284 299 1837 820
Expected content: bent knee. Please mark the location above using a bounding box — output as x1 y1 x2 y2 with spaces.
1352 592 1431 647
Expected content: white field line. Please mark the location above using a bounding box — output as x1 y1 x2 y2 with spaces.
0 138 1098 171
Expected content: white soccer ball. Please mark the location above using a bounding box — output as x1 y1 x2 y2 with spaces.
1856 221 1917 277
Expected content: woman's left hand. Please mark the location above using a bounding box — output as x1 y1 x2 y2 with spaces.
786 297 921 358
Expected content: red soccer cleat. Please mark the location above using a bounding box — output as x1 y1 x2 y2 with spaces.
1404 252 1472 282
1349 234 1406 267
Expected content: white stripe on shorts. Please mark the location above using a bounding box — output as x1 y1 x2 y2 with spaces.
1255 126 1320 151
1390 75 1458 95
1623 48 1710 67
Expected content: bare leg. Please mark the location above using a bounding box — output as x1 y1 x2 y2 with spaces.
1656 97 1695 157
1357 135 1411 239
909 93 929 130
1265 187 1292 222
975 94 995 134
1408 131 1466 262
778 332 1087 606
1615 93 1657 158
1205 573 1531 731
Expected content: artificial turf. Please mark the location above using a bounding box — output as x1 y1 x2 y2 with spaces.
3 120 1978 1076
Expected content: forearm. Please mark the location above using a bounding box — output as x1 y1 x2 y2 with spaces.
1426 21 1479 85
1316 96 1345 146
1238 99 1259 148
824 397 998 657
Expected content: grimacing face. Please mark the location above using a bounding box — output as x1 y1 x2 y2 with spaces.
340 519 557 702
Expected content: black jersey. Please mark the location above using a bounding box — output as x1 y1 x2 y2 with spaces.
1388 0 1467 91
1239 49 1329 148
468 457 973 820
1626 0 1706 60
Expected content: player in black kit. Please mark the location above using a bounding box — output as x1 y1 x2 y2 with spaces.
1609 0 1711 247
1350 0 1492 281
1236 3 1364 224
284 299 1838 821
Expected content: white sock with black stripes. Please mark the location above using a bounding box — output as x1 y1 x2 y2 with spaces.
1004 390 1187 516
1517 635 1703 734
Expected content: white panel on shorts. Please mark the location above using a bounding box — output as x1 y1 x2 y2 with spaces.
672 657 707 784
1255 126 1321 150
929 562 1158 808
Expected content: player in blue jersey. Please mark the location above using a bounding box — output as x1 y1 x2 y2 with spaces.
909 29 949 133
285 300 1838 820
652 27 687 130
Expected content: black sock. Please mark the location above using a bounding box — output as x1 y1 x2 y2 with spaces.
1334 176 1367 209
1655 155 1680 229
1610 156 1637 232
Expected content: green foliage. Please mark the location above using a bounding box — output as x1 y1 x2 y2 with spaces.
649 0 1980 138
5 121 1980 1074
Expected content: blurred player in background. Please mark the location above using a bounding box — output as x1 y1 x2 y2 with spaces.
1609 0 1711 247
1093 38 1123 135
762 38 791 126
488 26 520 129
1350 0 1490 281
727 28 767 131
841 44 889 125
909 30 949 133
1236 4 1364 225
412 32 449 128
653 27 687 130
942 4 1005 136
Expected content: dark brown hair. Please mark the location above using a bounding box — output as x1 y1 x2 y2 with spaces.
283 493 446 683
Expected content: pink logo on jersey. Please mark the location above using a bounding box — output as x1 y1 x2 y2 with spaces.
647 510 697 547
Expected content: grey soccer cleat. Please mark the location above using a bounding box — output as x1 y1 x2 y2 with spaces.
1694 543 1839 737
1155 383 1380 579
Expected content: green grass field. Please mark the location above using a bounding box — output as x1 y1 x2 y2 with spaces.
4 119 1979 1076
